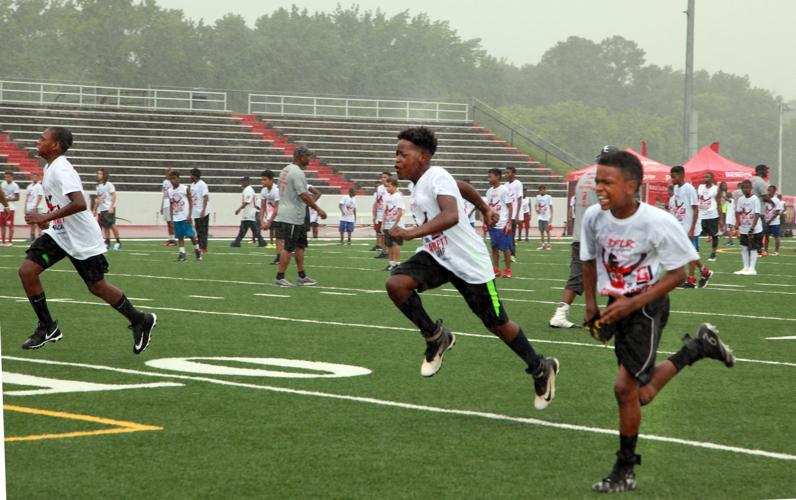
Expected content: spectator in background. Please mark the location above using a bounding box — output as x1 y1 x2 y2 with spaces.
190 168 210 253
1 170 20 246
25 172 44 241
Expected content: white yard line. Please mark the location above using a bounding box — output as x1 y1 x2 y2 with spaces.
3 355 794 462
320 291 357 296
254 293 290 298
188 295 225 300
766 336 796 340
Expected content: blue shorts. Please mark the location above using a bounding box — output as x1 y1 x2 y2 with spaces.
338 220 354 233
174 220 195 239
766 224 781 237
690 236 699 251
488 227 512 251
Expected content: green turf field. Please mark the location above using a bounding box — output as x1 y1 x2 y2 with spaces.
1 237 795 499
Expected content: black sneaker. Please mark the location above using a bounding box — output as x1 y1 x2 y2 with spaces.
371 245 380 251
698 269 713 288
195 249 203 261
258 241 268 248
530 357 560 410
229 241 241 248
177 253 187 262
22 322 63 350
129 313 157 354
374 252 388 259
696 323 735 367
420 321 456 377
679 280 696 289
592 463 638 493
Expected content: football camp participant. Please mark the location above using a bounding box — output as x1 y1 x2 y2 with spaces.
582 150 734 494
1 170 20 245
535 185 553 250
520 189 531 241
160 167 176 246
372 172 390 257
669 166 712 288
504 166 523 257
486 168 514 278
734 179 764 275
231 176 266 248
19 127 156 353
696 172 721 261
190 168 210 253
93 168 122 250
25 172 44 241
167 171 201 262
381 177 404 271
273 145 327 287
386 127 559 410
549 157 599 329
338 187 357 244
763 185 783 256
307 184 322 240
259 169 282 262
461 178 478 228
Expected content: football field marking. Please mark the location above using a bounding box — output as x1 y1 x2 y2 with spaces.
320 291 357 296
766 336 796 341
3 404 162 443
3 356 794 462
254 293 290 298
188 295 225 300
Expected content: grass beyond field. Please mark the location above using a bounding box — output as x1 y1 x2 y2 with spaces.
1 237 795 499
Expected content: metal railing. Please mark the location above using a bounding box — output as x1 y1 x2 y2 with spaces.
248 94 469 122
471 98 588 170
0 80 227 111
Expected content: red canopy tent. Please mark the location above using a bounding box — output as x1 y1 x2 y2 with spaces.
683 146 754 187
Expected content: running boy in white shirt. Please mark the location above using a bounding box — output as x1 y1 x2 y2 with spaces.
386 127 559 410
669 166 712 288
535 185 553 250
734 179 763 275
93 168 122 250
168 171 201 262
582 149 734 494
1 170 20 245
763 185 783 256
19 127 156 353
260 170 282 262
338 187 357 244
25 172 44 241
486 168 514 278
382 178 404 271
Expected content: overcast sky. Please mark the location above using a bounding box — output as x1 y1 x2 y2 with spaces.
157 0 796 100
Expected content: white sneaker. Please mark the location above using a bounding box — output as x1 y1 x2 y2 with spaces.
733 268 748 275
420 322 455 377
744 268 757 275
113 243 122 251
549 308 575 329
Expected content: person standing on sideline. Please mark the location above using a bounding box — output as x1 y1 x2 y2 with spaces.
273 145 327 287
670 166 712 288
160 167 176 246
386 126 559 409
583 149 734 494
338 187 357 244
504 166 523 259
372 173 390 258
696 173 722 261
535 185 553 250
19 127 156 353
231 176 266 248
382 177 404 271
1 170 20 246
25 172 44 241
520 189 531 241
93 169 122 251
486 168 514 278
734 179 764 275
260 170 282 263
190 168 210 254
762 185 783 256
167 171 201 262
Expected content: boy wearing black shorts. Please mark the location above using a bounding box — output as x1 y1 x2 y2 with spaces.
20 127 156 353
386 126 559 410
582 150 735 493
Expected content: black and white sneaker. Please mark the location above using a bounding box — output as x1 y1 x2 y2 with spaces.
420 321 456 377
177 253 187 262
696 323 735 367
698 269 714 288
22 322 63 350
592 465 637 493
195 249 202 261
129 313 157 354
531 357 560 410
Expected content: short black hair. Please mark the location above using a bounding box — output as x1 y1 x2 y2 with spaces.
769 184 777 191
398 127 437 156
505 166 517 174
487 168 502 178
670 165 685 175
739 179 751 187
97 168 108 180
381 171 391 177
755 164 768 175
261 169 274 179
386 177 398 187
190 168 201 178
170 170 181 178
4 170 13 176
538 184 547 190
597 150 643 191
49 127 73 153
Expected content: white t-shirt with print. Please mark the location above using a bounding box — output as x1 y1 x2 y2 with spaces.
672 183 701 235
169 184 191 223
463 200 477 224
190 179 209 219
535 194 553 222
408 166 492 284
764 197 783 226
382 191 404 230
339 195 357 223
580 202 698 297
261 186 279 220
25 182 44 213
240 185 256 221
96 181 116 212
161 179 172 209
505 179 523 219
1 181 20 212
725 198 736 226
486 184 513 229
697 184 719 219
521 198 531 217
373 185 388 222
42 156 106 260
736 195 763 234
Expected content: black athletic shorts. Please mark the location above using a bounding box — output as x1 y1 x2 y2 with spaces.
391 251 509 329
384 231 403 247
25 233 109 285
270 221 282 233
740 233 763 251
99 211 116 229
602 295 669 386
565 241 584 295
700 217 719 237
276 222 308 252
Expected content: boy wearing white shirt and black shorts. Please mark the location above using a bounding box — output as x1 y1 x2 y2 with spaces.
386 127 559 410
19 127 156 353
160 168 176 246
94 168 122 250
25 172 44 241
734 180 764 275
190 168 210 253
696 173 722 261
381 178 404 271
1 170 20 245
670 166 712 288
582 149 734 494
260 170 282 262
763 185 783 256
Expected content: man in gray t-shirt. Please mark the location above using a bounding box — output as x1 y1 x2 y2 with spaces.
273 145 327 287
749 164 770 203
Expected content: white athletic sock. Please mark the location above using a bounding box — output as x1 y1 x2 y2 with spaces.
179 246 186 254
741 247 749 269
749 249 758 270
194 244 200 251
